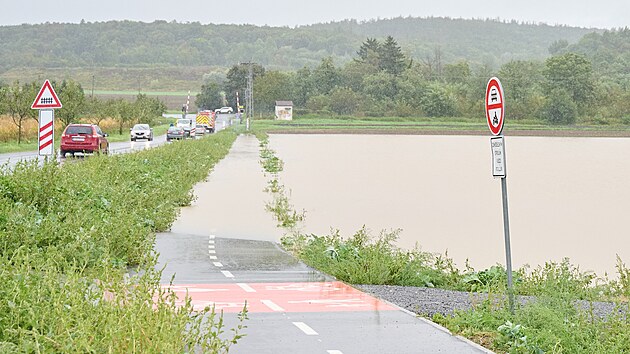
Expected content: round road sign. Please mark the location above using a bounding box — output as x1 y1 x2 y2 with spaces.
485 77 505 136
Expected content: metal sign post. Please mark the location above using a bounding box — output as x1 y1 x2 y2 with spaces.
38 110 55 156
32 80 62 157
486 77 514 314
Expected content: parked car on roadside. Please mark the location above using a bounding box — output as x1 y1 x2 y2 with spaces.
130 123 153 141
166 126 185 141
60 124 109 157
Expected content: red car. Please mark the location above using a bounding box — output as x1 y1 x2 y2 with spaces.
60 124 110 157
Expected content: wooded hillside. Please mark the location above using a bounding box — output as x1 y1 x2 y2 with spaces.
0 17 596 72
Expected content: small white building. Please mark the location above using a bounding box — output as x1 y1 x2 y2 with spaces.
275 101 293 120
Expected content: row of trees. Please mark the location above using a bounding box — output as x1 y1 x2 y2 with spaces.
0 18 592 72
197 36 629 125
0 80 166 143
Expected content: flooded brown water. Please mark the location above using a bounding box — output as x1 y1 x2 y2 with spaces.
269 134 630 277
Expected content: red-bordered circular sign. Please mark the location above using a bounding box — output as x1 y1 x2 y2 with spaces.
485 77 505 136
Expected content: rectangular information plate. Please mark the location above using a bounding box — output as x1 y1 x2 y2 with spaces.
491 136 506 178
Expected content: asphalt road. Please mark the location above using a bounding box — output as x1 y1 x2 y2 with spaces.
0 113 237 168
155 135 490 354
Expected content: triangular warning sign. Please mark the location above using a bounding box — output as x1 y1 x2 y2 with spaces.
31 80 62 109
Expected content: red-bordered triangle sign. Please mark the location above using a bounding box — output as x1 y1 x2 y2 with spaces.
31 80 62 109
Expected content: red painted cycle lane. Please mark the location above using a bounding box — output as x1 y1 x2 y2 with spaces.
161 281 396 313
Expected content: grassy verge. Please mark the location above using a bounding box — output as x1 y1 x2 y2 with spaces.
0 130 247 352
256 131 630 353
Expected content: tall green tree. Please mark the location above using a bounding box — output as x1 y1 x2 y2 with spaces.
355 38 381 68
292 66 313 107
57 80 86 128
499 60 545 120
111 99 136 135
134 94 165 125
543 53 595 110
254 71 293 112
84 98 108 126
6 81 37 144
378 36 407 76
312 57 340 95
444 61 471 85
223 63 265 109
196 82 224 110
363 72 398 101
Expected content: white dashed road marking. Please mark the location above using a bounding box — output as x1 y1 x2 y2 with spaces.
221 270 234 278
209 250 216 254
213 262 223 267
237 283 256 293
292 322 318 336
261 299 285 312
327 351 343 354
209 256 217 260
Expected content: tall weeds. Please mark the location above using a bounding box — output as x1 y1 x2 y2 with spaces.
0 131 246 352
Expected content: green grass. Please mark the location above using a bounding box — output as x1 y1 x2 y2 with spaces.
251 115 630 134
256 130 630 353
0 130 248 352
0 140 39 154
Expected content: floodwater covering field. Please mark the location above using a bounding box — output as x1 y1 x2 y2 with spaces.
269 134 630 277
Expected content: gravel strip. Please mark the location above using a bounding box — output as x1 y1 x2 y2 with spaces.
357 284 629 320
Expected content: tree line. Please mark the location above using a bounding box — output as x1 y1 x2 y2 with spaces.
197 35 630 125
0 80 166 143
0 18 593 73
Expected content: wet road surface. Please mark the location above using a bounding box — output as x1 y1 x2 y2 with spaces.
0 114 236 168
155 135 489 354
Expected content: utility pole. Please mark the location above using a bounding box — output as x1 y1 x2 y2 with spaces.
240 62 256 131
91 75 95 99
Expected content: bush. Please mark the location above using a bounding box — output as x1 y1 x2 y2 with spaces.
422 84 458 117
540 90 578 125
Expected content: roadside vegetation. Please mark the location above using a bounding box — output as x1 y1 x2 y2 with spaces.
0 80 167 150
256 131 630 353
0 130 246 352
0 117 172 154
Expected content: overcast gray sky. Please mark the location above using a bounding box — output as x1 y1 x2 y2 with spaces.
1 0 628 29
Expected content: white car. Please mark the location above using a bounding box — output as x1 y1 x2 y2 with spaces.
130 124 153 141
215 107 234 114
